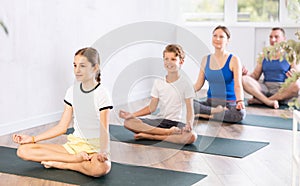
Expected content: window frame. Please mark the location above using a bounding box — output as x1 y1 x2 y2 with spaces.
182 0 299 28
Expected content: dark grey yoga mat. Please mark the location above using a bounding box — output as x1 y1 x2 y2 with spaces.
108 125 269 158
0 146 206 186
239 114 295 130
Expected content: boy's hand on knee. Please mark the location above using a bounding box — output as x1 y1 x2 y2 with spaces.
119 110 134 120
183 125 192 133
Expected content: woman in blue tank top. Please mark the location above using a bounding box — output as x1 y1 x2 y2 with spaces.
194 25 246 123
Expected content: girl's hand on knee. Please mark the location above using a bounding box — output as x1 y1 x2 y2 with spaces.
96 152 110 162
76 152 90 161
12 134 32 144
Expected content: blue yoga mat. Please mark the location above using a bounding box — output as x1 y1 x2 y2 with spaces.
0 146 206 186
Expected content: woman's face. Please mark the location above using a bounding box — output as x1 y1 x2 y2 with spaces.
212 28 229 50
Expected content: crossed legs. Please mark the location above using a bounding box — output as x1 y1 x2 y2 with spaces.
122 117 197 145
16 143 110 177
242 76 279 108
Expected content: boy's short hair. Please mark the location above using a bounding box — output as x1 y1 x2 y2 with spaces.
163 44 185 60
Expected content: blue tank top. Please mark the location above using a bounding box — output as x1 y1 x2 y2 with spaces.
262 58 290 82
206 54 236 101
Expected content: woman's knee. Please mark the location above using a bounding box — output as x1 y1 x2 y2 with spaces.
216 109 245 123
228 109 246 123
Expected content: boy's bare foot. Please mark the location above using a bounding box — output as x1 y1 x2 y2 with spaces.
168 126 182 135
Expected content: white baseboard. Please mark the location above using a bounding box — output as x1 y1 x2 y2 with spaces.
0 111 63 136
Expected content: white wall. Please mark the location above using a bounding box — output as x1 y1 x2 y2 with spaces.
0 0 298 135
0 0 180 135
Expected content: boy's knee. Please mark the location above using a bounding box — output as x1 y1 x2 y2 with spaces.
185 131 198 144
123 119 132 130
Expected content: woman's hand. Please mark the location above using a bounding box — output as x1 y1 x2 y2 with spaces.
236 101 245 110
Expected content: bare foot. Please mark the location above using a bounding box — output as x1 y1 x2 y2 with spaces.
247 98 263 105
269 100 279 109
195 113 213 119
168 126 182 135
248 98 279 109
211 105 226 114
41 161 64 169
134 133 152 140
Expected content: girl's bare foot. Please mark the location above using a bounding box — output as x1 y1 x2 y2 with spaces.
41 161 64 169
134 133 152 140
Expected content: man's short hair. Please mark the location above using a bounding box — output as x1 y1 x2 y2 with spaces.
272 27 285 36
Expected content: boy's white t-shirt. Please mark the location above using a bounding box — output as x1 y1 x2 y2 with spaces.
151 75 194 122
64 82 113 139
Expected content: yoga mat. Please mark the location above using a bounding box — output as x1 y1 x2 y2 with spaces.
196 97 291 109
239 114 295 130
0 146 206 186
109 125 269 158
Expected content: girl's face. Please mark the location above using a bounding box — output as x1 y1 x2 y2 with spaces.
73 55 98 83
212 29 229 49
163 52 183 73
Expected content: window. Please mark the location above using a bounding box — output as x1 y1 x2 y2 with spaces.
237 0 279 22
287 0 300 23
180 0 299 25
180 0 224 22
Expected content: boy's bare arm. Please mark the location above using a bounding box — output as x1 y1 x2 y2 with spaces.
133 97 159 117
185 98 194 131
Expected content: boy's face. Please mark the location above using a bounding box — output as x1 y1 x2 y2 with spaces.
163 52 183 72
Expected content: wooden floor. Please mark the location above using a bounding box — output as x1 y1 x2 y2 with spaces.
0 97 299 186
